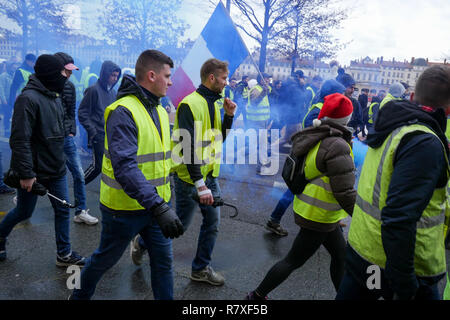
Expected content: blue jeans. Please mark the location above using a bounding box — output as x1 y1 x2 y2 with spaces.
64 136 87 215
0 175 71 256
335 270 440 300
71 208 173 300
174 173 221 272
270 189 294 224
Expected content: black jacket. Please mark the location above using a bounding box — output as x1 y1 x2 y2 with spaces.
347 99 449 299
78 61 121 144
9 74 66 180
62 80 77 136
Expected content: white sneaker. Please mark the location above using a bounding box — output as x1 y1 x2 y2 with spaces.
74 209 98 225
130 235 146 266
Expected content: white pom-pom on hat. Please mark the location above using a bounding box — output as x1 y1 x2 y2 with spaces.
313 119 322 127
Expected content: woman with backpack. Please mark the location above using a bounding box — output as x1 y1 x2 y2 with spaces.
246 93 357 299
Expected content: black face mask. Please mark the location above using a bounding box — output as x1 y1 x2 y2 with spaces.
38 72 67 94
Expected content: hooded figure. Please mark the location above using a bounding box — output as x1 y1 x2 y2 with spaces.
78 60 121 185
302 79 345 128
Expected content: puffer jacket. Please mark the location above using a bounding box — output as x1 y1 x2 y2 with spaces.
62 80 77 136
290 120 356 230
9 74 66 180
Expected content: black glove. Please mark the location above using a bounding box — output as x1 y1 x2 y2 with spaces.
152 202 184 239
31 182 47 196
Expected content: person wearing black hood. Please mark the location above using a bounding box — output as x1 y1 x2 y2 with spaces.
336 65 450 300
70 49 183 300
0 54 86 266
54 52 98 226
78 60 121 185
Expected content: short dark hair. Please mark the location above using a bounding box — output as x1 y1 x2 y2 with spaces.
370 89 377 94
200 58 228 83
135 50 174 82
414 65 450 108
242 75 249 81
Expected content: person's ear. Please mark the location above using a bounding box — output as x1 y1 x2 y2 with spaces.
147 70 156 83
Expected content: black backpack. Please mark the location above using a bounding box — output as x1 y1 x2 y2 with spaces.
282 148 325 195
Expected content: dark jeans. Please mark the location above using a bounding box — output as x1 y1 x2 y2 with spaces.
335 269 440 300
174 174 221 272
0 175 72 257
255 226 346 297
64 136 87 215
84 134 104 185
270 189 294 224
71 208 173 300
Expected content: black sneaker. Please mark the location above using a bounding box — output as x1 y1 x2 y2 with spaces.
0 238 6 261
245 291 268 300
265 220 288 236
56 251 86 267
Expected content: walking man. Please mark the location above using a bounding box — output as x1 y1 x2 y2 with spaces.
70 50 184 300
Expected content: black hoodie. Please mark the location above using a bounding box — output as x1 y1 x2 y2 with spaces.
100 75 167 214
346 99 449 299
78 60 121 143
10 74 66 180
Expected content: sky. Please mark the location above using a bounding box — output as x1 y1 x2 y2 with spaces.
2 0 449 67
179 0 450 66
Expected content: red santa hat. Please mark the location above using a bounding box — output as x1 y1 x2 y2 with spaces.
313 93 353 127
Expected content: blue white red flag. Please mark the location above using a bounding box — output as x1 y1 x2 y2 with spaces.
167 1 250 107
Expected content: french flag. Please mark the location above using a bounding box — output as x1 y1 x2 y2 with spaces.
167 1 250 107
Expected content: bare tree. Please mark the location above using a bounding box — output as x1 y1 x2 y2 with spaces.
276 0 349 73
0 0 69 57
231 0 299 72
100 0 189 58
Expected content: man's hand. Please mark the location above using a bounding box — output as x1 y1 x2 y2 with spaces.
223 97 236 117
198 185 214 206
152 202 184 239
20 177 36 192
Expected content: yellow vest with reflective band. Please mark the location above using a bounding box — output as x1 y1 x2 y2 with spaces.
379 93 401 109
215 86 234 110
100 95 172 211
306 86 316 106
18 68 31 93
172 91 222 185
367 102 379 124
246 84 270 121
302 102 323 128
293 140 353 223
348 124 450 277
84 73 99 90
445 117 450 141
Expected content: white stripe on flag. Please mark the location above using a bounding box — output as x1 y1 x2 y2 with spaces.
181 35 215 88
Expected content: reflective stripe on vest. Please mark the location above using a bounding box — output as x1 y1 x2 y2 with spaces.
172 91 222 185
18 68 31 93
446 117 450 141
293 140 353 224
368 102 379 124
348 124 450 277
302 102 323 128
379 93 401 109
246 85 270 121
306 86 316 106
100 95 172 211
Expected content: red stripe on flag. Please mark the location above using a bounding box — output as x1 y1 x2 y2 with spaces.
167 67 196 108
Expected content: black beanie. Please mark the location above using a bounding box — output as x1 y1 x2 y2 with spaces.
34 54 67 93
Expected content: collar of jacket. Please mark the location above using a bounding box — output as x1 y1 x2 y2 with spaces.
196 84 222 103
23 74 59 98
291 120 353 157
